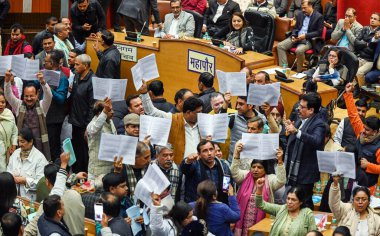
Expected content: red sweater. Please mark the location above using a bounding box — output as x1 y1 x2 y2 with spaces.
181 0 207 15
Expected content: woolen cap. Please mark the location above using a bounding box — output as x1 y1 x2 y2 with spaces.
123 113 140 126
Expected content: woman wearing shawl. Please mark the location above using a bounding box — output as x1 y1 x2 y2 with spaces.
231 142 286 236
0 92 18 172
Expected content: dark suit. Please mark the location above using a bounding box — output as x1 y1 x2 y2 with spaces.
323 2 337 40
285 114 326 209
278 10 323 72
365 41 380 84
203 0 240 39
117 0 161 35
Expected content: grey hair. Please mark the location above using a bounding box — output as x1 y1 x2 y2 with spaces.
76 54 91 67
247 116 264 129
155 143 174 154
210 92 224 101
54 23 66 34
136 141 150 158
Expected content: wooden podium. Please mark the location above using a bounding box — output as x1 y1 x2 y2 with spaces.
86 33 275 103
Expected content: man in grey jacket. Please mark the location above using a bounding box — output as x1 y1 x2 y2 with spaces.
160 0 195 38
331 8 363 51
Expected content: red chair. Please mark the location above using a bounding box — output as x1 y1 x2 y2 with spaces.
289 27 327 70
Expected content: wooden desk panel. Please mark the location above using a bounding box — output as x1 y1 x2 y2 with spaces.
86 34 275 103
253 66 338 116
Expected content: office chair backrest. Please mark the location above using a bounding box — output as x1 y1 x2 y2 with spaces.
184 10 204 38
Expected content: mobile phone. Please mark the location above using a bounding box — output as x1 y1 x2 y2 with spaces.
222 175 231 192
94 203 103 221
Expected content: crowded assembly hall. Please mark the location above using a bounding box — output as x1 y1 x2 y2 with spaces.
0 0 379 235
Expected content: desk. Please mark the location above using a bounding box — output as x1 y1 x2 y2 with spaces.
253 66 338 116
86 34 275 103
249 212 334 236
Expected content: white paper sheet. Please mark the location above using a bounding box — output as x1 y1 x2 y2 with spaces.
134 163 171 208
197 113 228 141
23 59 40 81
216 70 247 96
291 73 307 79
240 133 279 160
11 56 26 78
131 54 159 90
139 115 172 145
317 151 356 179
262 67 283 75
98 133 138 165
247 82 281 106
92 77 128 101
43 70 61 87
0 55 13 75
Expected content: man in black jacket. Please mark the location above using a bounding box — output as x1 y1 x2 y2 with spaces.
148 80 175 112
69 54 95 173
354 13 380 88
202 0 240 39
322 0 337 41
70 0 106 44
277 0 323 72
32 16 58 55
93 30 121 79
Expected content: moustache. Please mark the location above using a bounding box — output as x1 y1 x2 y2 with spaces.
165 160 173 164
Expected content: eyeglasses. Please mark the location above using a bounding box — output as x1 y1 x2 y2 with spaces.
298 104 308 110
354 197 368 203
345 14 354 18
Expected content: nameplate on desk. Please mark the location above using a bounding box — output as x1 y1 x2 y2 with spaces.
115 44 137 62
188 49 215 75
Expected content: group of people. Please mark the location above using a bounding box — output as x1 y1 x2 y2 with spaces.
0 0 379 236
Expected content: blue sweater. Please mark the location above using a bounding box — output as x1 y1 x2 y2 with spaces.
190 196 240 236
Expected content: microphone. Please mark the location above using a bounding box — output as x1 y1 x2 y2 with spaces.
140 21 147 35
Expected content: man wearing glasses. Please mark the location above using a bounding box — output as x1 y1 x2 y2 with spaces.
331 8 363 51
354 13 380 88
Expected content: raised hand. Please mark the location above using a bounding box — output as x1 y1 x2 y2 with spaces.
113 156 123 173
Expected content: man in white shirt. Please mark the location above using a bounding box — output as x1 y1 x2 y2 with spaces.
160 0 195 39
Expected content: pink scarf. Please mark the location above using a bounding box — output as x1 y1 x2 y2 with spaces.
234 173 270 235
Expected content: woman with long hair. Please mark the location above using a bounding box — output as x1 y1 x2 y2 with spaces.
224 12 256 54
191 180 240 236
7 127 48 201
0 92 18 172
256 180 317 235
0 172 27 225
150 194 209 236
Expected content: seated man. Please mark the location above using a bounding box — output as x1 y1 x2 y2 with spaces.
354 13 380 88
365 40 380 85
246 0 277 18
331 8 363 51
160 0 195 39
3 23 33 55
277 0 323 73
202 0 240 39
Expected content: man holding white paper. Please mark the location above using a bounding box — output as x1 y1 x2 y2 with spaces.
284 93 326 209
4 69 52 160
87 98 117 180
43 50 69 162
131 54 160 90
139 81 203 165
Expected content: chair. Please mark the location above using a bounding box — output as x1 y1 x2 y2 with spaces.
244 10 275 55
184 10 204 38
288 26 327 70
149 0 171 36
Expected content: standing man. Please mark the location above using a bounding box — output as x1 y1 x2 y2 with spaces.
35 33 56 69
87 98 117 180
117 0 162 36
277 0 323 73
202 0 241 39
284 92 326 209
70 0 106 44
32 16 58 55
148 80 175 112
93 30 121 79
69 54 95 172
3 23 33 55
354 13 380 88
287 0 322 18
331 8 363 51
197 72 216 113
44 50 69 162
68 48 82 73
160 0 195 39
53 23 74 65
4 71 52 160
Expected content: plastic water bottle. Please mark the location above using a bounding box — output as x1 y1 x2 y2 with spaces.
316 181 321 195
331 218 337 229
137 32 142 43
203 32 210 40
282 63 288 74
375 185 380 197
30 199 35 214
